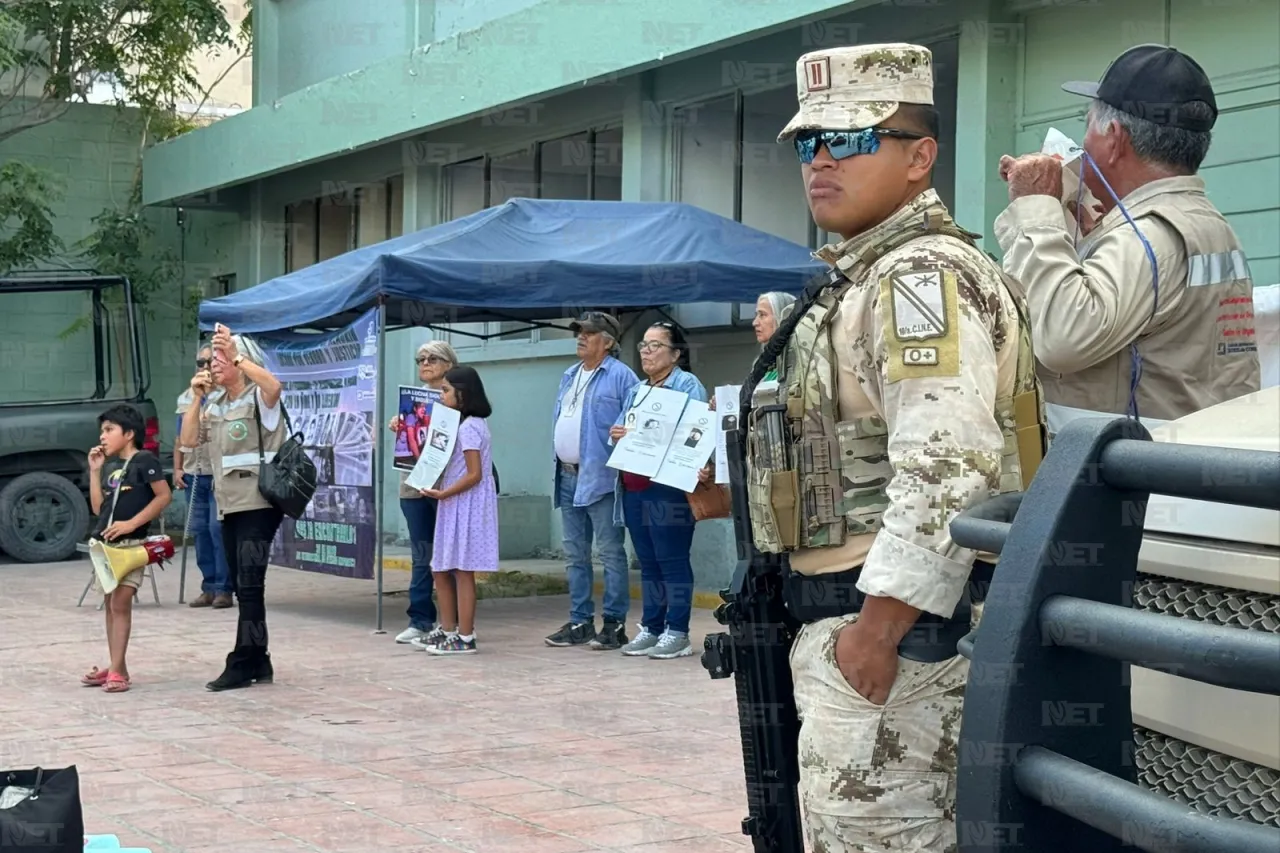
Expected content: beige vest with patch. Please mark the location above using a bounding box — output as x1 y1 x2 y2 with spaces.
1046 179 1260 422
207 383 286 518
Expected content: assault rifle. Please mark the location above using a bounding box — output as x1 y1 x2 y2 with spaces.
700 427 804 853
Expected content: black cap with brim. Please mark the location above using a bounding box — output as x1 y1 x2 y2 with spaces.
568 312 621 340
1061 44 1217 132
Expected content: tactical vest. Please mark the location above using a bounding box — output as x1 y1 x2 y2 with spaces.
207 382 286 519
746 210 1045 555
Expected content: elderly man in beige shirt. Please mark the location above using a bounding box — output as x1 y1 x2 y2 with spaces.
996 44 1260 435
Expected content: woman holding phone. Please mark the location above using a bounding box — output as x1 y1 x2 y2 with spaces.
179 323 287 692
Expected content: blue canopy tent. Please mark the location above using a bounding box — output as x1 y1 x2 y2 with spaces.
194 198 826 629
198 198 825 333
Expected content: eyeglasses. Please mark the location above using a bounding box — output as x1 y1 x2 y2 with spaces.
195 358 211 368
793 128 929 164
416 355 447 366
637 341 673 353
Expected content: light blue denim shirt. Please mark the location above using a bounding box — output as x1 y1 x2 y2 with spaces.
552 354 640 509
610 365 708 525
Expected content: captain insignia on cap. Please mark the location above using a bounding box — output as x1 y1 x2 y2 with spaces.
779 43 935 143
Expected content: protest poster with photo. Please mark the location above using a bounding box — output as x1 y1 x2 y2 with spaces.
394 385 443 472
606 386 688 478
714 384 742 484
259 307 379 579
405 404 460 492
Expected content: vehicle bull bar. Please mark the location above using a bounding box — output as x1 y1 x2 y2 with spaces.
949 416 1280 853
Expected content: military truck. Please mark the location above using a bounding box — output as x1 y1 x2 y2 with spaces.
0 271 164 563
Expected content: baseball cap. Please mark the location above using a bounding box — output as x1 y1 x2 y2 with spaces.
568 311 621 340
1061 44 1218 132
777 43 934 143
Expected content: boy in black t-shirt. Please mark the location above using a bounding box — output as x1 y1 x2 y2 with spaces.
82 404 171 693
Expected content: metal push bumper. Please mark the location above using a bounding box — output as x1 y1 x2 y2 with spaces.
949 416 1280 853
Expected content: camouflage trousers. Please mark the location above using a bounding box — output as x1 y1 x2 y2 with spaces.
790 613 969 853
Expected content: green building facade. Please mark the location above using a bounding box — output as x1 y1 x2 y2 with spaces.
138 0 1280 584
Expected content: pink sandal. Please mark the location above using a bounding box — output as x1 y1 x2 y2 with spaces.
80 667 109 687
102 672 131 693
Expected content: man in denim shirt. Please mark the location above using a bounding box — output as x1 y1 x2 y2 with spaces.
546 312 639 650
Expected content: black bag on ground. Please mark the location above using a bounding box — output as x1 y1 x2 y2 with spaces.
0 766 85 853
253 397 318 519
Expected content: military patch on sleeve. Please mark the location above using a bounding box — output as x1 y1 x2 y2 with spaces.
880 269 961 384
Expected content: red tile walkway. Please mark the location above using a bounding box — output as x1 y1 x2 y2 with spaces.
0 557 757 853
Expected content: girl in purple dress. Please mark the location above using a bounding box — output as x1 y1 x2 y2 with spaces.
418 365 499 655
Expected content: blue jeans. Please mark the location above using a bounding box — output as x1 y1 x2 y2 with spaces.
185 474 232 595
621 482 696 635
400 497 438 629
559 468 629 624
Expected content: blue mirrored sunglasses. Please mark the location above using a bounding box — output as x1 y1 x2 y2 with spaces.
793 128 928 164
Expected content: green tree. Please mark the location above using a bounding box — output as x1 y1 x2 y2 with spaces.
0 0 250 274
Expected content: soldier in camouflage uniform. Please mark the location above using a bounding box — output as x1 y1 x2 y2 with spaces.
741 44 1046 851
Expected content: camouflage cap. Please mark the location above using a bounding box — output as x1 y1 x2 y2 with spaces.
777 43 934 142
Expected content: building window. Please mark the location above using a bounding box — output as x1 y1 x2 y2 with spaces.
438 127 624 347
443 158 486 220
285 199 317 272
490 146 537 205
389 174 404 237
673 90 813 248
741 87 811 249
674 95 738 222
285 175 405 272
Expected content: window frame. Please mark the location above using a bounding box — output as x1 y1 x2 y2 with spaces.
437 124 624 349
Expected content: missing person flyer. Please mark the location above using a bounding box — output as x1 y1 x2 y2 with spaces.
652 400 717 492
394 385 443 472
405 404 461 492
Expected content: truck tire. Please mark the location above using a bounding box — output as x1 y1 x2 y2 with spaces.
0 472 91 563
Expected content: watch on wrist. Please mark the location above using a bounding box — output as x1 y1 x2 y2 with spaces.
233 354 244 367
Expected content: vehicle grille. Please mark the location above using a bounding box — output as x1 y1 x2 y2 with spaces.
1133 573 1280 633
1135 727 1280 827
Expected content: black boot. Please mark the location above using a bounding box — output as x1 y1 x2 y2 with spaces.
589 618 628 650
252 654 273 685
206 651 256 692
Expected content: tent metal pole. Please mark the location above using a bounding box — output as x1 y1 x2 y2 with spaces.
373 299 387 634
176 327 203 605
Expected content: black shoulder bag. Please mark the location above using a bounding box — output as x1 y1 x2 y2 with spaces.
252 393 317 519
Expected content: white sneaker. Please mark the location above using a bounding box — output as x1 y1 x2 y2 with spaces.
396 626 428 644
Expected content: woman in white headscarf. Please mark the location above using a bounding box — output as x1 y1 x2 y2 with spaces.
699 292 799 484
752 291 797 382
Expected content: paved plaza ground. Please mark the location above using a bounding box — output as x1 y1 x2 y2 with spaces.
0 556 756 853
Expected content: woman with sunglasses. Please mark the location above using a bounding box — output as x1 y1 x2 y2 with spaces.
174 344 233 609
388 340 459 648
179 323 287 692
607 322 707 660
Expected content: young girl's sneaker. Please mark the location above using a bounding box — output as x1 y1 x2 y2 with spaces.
410 627 447 651
428 635 477 655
